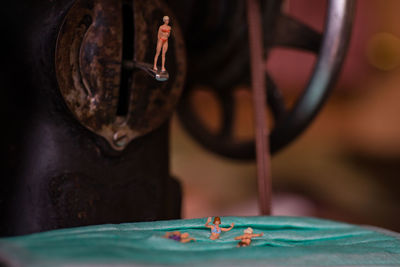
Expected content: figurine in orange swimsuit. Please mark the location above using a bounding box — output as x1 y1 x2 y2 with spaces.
153 16 171 72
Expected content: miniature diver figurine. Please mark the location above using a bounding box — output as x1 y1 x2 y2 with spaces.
234 227 263 247
164 231 196 243
153 16 171 72
205 217 234 240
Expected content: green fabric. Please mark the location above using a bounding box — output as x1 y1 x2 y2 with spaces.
1 216 400 266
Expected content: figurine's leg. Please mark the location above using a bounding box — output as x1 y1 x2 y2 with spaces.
238 242 247 247
161 41 168 72
153 40 162 70
209 233 219 240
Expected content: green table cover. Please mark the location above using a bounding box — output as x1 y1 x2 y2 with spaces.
1 216 400 266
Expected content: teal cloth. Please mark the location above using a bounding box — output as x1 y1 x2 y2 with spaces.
1 216 400 266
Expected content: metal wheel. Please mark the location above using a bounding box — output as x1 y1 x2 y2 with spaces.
177 0 355 159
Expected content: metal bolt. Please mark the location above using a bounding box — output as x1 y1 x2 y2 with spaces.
113 131 128 147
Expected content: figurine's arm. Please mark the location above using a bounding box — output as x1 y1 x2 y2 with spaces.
205 217 213 228
181 237 196 243
164 232 171 237
221 223 234 232
164 231 180 237
251 233 263 238
234 235 244 240
167 27 171 37
157 27 162 39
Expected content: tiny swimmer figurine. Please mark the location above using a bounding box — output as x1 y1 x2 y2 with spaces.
234 227 263 247
205 217 234 240
164 231 195 243
153 15 171 72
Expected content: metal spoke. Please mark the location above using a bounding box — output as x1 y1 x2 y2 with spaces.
271 14 322 53
266 73 286 121
217 90 235 138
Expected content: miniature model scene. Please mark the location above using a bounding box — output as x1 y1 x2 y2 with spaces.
4 0 400 266
162 217 261 248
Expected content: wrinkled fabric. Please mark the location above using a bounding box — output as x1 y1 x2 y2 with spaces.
0 216 399 266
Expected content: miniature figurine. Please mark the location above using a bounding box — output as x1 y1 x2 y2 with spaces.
164 231 196 243
153 16 171 72
205 216 234 240
234 227 263 247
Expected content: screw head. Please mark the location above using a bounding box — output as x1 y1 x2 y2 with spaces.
113 131 127 147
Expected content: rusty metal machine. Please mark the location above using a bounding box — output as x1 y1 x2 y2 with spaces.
0 0 354 236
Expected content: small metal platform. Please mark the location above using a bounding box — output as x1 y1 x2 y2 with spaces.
123 60 169 81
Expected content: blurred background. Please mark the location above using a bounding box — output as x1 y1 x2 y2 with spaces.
171 0 400 232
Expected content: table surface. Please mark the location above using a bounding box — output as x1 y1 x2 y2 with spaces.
1 216 400 266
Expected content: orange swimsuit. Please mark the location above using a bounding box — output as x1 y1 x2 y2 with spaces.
160 28 170 43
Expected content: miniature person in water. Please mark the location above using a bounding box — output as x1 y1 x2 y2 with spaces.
153 15 171 72
234 227 263 247
164 231 195 243
205 216 234 240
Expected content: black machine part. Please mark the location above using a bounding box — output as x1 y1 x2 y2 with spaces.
176 0 356 159
1 0 184 237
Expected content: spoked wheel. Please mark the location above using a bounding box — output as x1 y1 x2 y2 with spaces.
177 0 355 160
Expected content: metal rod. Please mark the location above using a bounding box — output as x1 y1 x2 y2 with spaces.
246 0 272 215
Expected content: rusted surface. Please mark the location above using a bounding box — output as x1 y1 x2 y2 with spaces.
56 0 186 151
